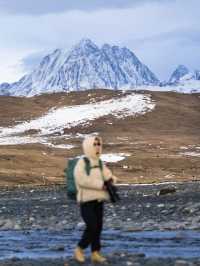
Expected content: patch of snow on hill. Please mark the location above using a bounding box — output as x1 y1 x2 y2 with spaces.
101 153 131 162
0 93 155 146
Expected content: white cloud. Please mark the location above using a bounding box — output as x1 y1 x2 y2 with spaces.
0 0 199 83
0 49 30 83
0 0 165 15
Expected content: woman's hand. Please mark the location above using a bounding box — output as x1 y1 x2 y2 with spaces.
103 178 113 190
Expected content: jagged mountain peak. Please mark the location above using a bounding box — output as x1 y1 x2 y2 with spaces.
77 38 97 47
176 65 189 72
102 43 111 50
71 38 99 53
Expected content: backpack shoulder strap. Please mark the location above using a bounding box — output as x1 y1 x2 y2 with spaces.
83 157 91 176
99 159 105 181
99 159 103 171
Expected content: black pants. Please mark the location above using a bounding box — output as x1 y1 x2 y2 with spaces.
78 200 104 252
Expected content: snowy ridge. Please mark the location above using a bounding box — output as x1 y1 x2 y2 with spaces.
0 93 155 146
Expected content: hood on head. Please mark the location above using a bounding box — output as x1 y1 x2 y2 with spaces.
82 135 102 159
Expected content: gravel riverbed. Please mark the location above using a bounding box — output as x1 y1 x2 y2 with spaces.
0 181 200 265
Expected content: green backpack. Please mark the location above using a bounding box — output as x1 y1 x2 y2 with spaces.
64 157 103 200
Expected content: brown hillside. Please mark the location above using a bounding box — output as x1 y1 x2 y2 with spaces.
0 90 199 186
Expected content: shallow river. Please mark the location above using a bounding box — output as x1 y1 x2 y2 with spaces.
0 229 199 260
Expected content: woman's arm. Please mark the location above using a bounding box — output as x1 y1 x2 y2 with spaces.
102 163 117 184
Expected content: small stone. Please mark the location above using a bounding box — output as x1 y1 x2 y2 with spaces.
183 207 195 214
29 217 35 222
161 210 168 214
14 224 21 230
175 260 191 266
0 220 5 227
49 245 65 251
1 219 14 229
134 253 145 258
11 257 21 262
124 226 143 232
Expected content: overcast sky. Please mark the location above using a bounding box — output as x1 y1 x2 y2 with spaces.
0 0 199 83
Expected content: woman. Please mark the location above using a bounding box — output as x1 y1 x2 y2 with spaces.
74 135 117 263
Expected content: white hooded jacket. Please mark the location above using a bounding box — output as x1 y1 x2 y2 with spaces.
74 136 117 203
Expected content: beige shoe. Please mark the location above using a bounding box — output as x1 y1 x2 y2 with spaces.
91 251 107 263
74 246 85 263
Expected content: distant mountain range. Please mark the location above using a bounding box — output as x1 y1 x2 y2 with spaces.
0 39 200 96
168 65 200 84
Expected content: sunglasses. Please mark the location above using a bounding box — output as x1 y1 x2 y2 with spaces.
93 142 101 146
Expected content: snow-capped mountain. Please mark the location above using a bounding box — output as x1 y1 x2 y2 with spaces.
1 39 160 97
168 65 190 84
1 39 200 96
167 65 200 93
